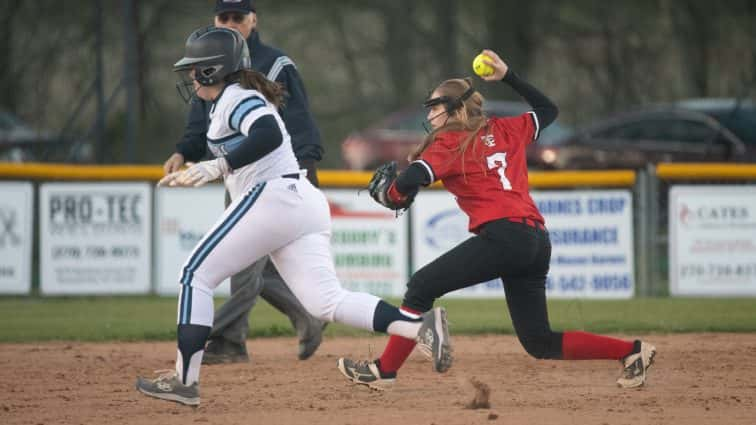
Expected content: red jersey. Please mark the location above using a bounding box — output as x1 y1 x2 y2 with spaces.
416 113 544 232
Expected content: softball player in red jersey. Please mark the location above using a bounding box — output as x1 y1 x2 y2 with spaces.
338 49 656 391
134 26 450 406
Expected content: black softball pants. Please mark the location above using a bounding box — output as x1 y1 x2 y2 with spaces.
403 218 563 359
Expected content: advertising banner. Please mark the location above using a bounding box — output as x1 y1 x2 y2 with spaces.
0 182 33 294
39 183 152 295
154 185 230 296
670 185 756 296
324 189 409 297
412 190 635 298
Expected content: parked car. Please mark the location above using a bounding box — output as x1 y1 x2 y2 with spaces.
0 110 91 162
528 98 756 170
341 101 572 170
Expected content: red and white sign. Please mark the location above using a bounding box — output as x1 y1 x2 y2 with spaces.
324 189 409 297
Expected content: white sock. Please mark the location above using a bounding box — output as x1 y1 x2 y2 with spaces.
387 310 422 339
175 349 204 386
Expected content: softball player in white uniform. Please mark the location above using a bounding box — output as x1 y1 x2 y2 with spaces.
135 27 451 406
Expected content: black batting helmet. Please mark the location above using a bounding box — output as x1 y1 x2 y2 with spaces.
173 26 251 86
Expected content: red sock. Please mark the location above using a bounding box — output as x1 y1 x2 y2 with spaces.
562 331 634 360
378 306 421 373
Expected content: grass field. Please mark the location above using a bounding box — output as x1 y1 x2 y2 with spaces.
1 296 755 342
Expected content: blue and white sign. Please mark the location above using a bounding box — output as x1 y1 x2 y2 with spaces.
0 182 33 294
155 185 230 296
412 190 635 299
669 185 756 296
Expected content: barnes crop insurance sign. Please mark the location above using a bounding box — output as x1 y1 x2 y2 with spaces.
670 186 756 296
39 183 152 295
412 190 634 299
0 182 33 294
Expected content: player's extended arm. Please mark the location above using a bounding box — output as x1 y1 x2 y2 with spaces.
369 162 430 210
479 49 558 128
501 70 558 129
157 158 230 188
158 115 284 188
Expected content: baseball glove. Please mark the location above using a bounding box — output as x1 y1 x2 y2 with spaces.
368 161 414 211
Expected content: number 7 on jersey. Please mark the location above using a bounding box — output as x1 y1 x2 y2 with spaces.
486 152 512 190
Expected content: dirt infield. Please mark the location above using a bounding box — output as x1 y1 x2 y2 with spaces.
2 333 755 425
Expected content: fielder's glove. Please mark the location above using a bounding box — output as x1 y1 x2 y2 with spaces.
368 161 414 211
157 158 230 188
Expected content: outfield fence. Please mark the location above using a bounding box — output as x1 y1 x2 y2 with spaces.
641 163 756 297
0 162 753 298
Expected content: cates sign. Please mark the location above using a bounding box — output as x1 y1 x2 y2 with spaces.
678 203 750 227
670 186 756 296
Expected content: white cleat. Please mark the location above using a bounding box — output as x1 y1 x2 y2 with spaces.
617 340 656 388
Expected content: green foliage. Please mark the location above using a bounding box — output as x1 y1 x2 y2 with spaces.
4 1 755 167
1 296 755 343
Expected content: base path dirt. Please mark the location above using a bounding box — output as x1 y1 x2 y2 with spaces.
2 333 755 425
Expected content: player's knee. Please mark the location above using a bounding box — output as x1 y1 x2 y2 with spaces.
177 272 215 294
302 303 333 323
297 297 335 323
177 265 222 291
402 272 437 312
518 332 561 360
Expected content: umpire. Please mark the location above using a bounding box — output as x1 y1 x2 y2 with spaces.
163 0 325 363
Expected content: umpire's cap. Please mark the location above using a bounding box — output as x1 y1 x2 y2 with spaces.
173 26 251 86
215 0 255 15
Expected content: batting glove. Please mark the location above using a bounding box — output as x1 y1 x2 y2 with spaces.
157 158 230 187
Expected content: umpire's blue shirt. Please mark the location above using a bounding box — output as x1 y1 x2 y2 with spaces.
176 31 324 163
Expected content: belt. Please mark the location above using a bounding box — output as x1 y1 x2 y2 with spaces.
281 173 300 180
507 217 545 231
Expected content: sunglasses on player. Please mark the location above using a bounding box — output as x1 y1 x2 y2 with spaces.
217 12 247 24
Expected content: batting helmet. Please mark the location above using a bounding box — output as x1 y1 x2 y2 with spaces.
173 26 251 86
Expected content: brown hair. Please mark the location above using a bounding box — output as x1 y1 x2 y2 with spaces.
409 78 487 163
226 69 284 107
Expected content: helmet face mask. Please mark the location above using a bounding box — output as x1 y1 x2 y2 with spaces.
173 26 251 102
175 69 197 103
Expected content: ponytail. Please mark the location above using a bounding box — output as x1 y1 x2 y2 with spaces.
226 69 284 107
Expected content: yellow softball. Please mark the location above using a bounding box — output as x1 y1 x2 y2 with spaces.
472 53 494 77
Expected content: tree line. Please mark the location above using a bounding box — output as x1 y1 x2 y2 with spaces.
1 0 754 166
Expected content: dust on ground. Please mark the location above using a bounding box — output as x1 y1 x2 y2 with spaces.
2 334 756 425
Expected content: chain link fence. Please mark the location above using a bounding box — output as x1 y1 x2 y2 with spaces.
635 164 756 296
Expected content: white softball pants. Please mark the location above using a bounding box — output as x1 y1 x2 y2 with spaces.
176 175 380 331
